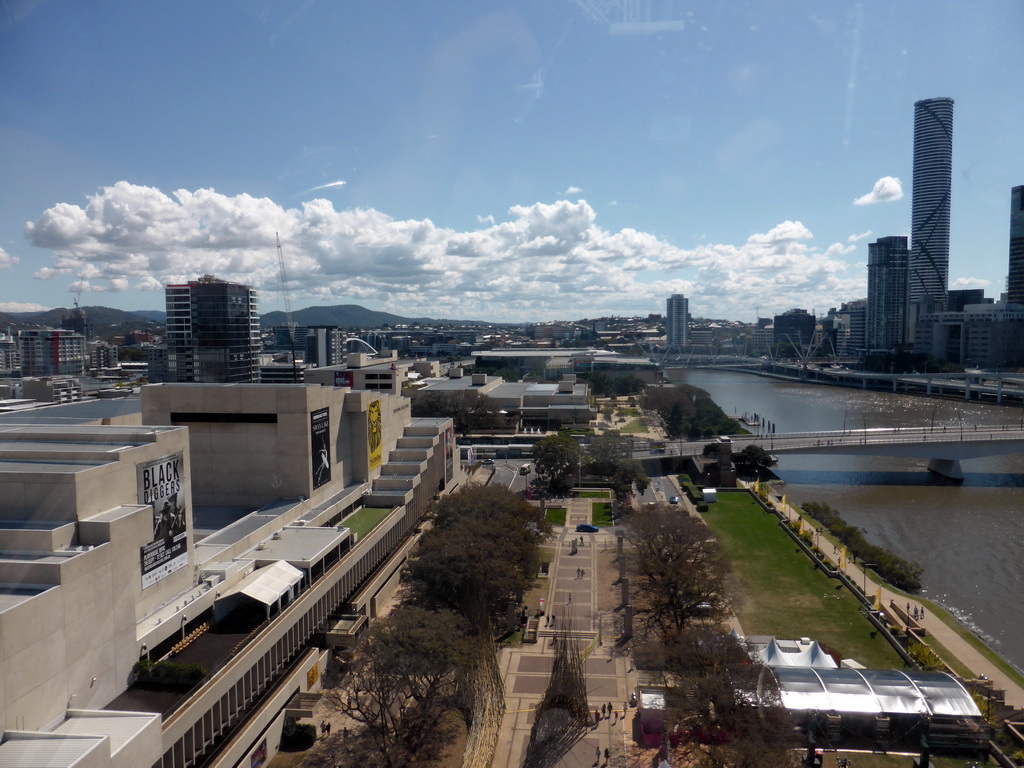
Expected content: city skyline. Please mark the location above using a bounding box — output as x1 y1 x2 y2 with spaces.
1 2 1022 322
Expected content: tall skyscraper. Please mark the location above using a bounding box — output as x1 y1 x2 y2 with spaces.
665 294 688 352
866 236 910 352
165 275 261 383
18 328 86 377
910 97 954 305
1008 186 1024 305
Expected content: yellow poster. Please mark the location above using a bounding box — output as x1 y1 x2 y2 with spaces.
367 400 383 470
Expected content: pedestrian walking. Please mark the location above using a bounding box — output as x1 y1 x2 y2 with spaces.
920 607 925 619
580 568 585 578
596 745 601 761
604 748 610 761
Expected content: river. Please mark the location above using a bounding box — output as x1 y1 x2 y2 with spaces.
672 368 1024 671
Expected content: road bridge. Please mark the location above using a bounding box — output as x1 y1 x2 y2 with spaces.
644 425 1024 481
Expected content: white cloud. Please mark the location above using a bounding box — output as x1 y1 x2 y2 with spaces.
25 181 866 321
0 301 49 313
0 247 17 269
848 230 872 243
563 186 582 195
476 214 495 225
951 276 991 289
853 176 903 206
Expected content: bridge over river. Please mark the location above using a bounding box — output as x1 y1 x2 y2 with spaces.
713 424 1024 480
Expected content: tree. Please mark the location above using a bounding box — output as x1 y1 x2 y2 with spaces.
586 431 631 476
665 401 685 439
659 628 797 767
586 370 614 397
532 433 582 494
404 485 548 628
611 459 649 499
411 391 502 436
319 606 473 768
734 444 777 471
624 504 730 637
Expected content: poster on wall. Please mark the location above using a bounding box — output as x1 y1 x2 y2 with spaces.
250 739 267 768
334 370 354 388
367 399 383 470
444 424 454 483
139 453 188 589
311 407 331 490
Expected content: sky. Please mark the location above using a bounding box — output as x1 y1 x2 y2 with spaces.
1 0 1022 323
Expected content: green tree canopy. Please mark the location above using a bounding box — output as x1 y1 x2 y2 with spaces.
532 433 582 494
411 390 502 436
586 431 632 476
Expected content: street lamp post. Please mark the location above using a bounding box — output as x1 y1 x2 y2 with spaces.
862 563 876 596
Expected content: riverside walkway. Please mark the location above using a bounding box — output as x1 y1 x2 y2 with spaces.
761 484 1024 710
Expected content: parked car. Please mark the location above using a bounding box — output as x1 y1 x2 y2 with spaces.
575 523 599 533
482 458 494 465
669 496 680 504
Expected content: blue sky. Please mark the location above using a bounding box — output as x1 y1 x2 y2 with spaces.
1 0 1021 322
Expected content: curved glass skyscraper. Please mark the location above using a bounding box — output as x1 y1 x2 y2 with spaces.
910 97 954 305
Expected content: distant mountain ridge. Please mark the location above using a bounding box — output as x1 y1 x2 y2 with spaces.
260 304 489 328
3 306 163 331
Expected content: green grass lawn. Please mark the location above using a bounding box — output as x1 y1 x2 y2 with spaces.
701 493 903 668
620 419 648 433
343 506 394 540
579 490 609 499
545 507 567 526
592 502 613 527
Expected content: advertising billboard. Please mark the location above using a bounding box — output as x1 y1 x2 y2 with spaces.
139 453 188 589
311 407 331 489
334 370 354 388
367 399 383 470
444 424 454 483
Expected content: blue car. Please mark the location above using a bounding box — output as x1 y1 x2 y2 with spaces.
575 523 599 533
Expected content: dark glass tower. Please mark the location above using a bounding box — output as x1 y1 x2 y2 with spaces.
866 236 910 351
910 97 954 305
165 276 261 383
1008 186 1024 305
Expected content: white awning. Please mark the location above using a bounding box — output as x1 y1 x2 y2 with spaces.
231 561 304 606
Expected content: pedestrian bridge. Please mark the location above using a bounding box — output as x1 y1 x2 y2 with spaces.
721 424 1024 480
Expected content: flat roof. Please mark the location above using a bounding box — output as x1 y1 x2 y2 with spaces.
0 397 142 425
0 583 57 612
52 710 158 753
0 734 106 768
246 526 349 564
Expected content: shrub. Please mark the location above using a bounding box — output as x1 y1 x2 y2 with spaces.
132 660 207 685
281 722 317 750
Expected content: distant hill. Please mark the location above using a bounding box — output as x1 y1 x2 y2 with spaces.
132 310 166 322
262 304 456 328
2 306 164 339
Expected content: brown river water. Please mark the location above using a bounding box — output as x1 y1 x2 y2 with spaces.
673 368 1024 671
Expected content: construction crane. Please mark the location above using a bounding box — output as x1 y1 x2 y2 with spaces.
276 232 299 381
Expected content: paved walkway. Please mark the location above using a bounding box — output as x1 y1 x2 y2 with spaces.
492 495 635 768
765 485 1024 709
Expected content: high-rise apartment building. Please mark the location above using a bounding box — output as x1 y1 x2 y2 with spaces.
165 276 261 383
772 308 815 351
1008 186 1024 305
665 293 688 352
306 326 347 368
866 236 910 352
910 97 954 306
18 328 87 377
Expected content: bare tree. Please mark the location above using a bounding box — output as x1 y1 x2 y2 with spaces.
319 606 472 768
624 504 729 637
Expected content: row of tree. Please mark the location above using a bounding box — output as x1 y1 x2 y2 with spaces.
306 487 548 768
801 500 923 592
532 431 649 498
641 383 743 439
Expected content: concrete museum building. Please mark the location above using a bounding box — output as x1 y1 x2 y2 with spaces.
0 380 460 768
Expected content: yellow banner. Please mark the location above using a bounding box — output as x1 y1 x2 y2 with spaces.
367 400 383 470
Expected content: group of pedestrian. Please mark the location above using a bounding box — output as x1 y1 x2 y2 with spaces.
319 720 331 737
906 602 926 621
594 745 610 765
575 567 586 578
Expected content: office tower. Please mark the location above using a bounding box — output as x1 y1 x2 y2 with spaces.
910 97 954 305
772 308 815 350
18 328 87 376
665 294 688 352
305 326 347 368
866 236 910 352
165 275 261 383
1008 186 1024 305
